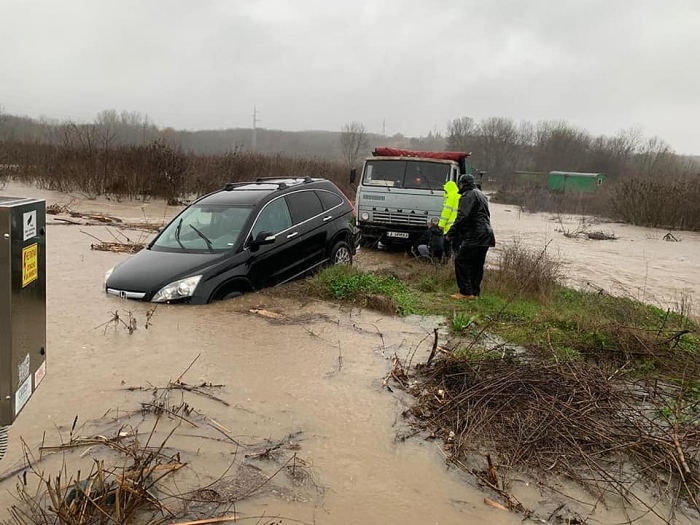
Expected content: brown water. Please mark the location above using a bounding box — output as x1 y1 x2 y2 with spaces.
1 181 697 524
490 205 700 312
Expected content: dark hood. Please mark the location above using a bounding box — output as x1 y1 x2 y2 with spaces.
459 174 476 193
107 248 225 292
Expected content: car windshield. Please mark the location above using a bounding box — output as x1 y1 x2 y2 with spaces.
362 160 450 189
152 204 253 252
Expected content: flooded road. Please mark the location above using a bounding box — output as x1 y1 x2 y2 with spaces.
1 182 698 523
0 210 522 522
490 204 700 312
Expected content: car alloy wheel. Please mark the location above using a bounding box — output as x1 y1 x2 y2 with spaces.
331 241 352 265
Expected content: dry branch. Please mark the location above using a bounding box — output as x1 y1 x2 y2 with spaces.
81 228 147 254
404 356 700 518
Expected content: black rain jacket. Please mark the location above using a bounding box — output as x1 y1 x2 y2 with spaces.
451 179 495 247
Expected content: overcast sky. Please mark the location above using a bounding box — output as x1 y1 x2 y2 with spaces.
1 0 699 153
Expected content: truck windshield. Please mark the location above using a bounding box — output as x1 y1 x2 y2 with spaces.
363 160 450 189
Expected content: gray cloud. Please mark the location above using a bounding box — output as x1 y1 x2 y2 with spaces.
1 0 698 153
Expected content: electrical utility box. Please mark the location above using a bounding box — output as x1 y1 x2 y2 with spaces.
0 197 47 427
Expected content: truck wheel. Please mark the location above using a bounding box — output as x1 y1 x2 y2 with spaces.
330 241 352 265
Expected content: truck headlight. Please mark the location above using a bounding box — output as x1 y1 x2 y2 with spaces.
360 212 369 221
152 275 202 303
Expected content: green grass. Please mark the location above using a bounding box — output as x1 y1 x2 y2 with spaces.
307 256 699 380
308 265 417 315
451 311 476 332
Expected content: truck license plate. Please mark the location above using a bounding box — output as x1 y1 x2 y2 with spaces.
387 231 409 239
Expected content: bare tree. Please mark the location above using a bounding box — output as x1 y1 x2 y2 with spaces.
476 117 522 178
634 136 677 177
0 105 8 141
446 116 476 151
532 120 592 171
95 109 119 150
339 122 369 169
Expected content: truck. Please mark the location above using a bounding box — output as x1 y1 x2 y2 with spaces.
351 147 479 247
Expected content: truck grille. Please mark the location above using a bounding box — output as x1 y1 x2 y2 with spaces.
373 212 429 226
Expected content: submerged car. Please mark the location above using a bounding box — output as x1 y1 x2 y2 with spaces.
104 177 359 304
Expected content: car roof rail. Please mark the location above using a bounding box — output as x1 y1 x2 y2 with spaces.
277 182 289 190
303 176 313 183
223 182 248 191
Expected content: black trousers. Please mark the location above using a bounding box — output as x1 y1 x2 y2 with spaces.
454 245 489 296
443 235 462 258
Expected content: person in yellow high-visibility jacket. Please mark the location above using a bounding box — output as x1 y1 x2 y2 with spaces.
438 180 460 257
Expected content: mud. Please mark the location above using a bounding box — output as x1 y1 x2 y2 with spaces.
0 181 698 524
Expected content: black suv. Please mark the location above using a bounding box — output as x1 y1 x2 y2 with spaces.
104 177 359 304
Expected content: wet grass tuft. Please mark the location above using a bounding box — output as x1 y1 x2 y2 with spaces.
308 265 416 315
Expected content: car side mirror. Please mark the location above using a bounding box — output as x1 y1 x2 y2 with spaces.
249 231 276 251
350 167 357 185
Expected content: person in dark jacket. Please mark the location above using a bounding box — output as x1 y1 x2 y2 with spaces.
446 174 495 299
411 217 444 260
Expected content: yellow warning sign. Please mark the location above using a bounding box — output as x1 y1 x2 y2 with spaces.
22 243 38 287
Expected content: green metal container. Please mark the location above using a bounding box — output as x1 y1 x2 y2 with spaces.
548 172 606 193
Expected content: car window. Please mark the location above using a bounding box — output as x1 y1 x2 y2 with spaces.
317 190 343 211
152 204 253 252
251 197 293 239
286 191 323 224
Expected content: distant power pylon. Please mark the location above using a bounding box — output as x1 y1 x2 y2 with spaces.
252 106 261 151
382 119 386 136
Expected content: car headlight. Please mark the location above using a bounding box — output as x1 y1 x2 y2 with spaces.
360 212 369 221
152 275 202 303
103 267 114 289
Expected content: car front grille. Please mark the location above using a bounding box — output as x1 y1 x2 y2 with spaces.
372 211 430 226
106 288 147 300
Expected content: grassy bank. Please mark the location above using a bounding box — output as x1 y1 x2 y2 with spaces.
307 243 698 379
301 243 700 517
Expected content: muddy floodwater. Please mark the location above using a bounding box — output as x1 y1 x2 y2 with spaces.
1 182 698 524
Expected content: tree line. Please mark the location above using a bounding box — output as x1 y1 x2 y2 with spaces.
445 116 697 181
443 116 700 231
1 106 699 230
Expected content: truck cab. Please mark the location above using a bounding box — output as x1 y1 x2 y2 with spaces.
353 148 475 247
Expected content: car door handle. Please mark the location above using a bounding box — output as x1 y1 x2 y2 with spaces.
287 232 299 239
323 215 333 221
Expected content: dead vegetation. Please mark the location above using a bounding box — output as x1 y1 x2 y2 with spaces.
487 239 563 299
339 241 700 522
1 358 316 525
46 198 166 236
388 351 700 523
82 228 147 254
555 216 617 241
95 308 157 335
2 139 352 203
